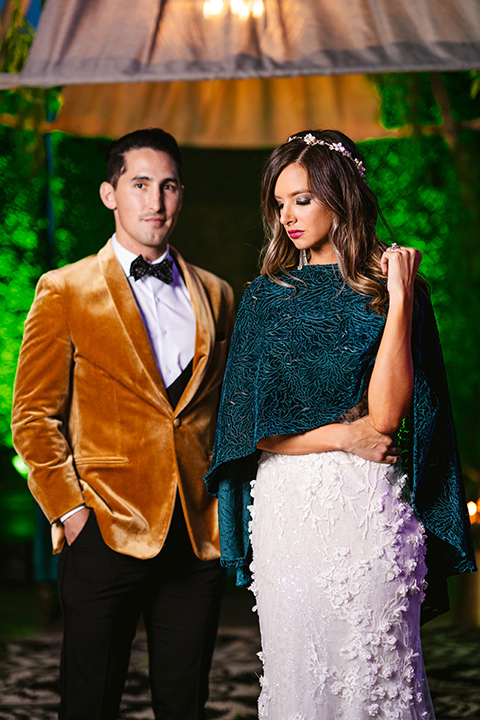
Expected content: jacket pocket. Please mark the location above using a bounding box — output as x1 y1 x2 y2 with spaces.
74 456 128 466
67 508 95 549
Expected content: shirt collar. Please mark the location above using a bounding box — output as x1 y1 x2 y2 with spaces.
111 234 170 278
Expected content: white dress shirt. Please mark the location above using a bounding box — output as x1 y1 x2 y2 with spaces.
111 234 196 387
61 235 196 524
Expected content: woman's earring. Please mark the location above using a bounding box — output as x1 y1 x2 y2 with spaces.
297 249 308 269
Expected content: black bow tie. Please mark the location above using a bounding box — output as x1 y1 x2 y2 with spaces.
130 255 174 285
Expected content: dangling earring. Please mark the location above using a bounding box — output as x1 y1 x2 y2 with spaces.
297 249 308 270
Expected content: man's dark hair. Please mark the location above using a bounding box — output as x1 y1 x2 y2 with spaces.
106 128 183 188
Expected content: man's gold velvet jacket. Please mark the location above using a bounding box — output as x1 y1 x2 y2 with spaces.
12 241 235 560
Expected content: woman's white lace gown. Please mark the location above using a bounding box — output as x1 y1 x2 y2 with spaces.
249 451 436 720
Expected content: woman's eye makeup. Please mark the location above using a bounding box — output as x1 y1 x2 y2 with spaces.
275 196 312 211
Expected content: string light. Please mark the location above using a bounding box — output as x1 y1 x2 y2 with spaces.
252 0 264 16
203 0 264 20
203 0 224 18
467 500 479 524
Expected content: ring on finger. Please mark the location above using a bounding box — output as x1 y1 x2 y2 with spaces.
387 243 402 252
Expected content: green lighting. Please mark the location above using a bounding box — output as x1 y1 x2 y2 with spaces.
12 454 29 478
0 125 48 450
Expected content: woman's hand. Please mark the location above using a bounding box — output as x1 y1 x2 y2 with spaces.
380 245 422 303
337 415 400 464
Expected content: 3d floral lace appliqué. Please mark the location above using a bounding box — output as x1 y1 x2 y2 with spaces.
248 451 434 720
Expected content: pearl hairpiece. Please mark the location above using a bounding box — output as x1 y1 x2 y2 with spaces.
287 133 366 181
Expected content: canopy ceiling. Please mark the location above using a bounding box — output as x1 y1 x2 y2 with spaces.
1 0 480 146
51 74 389 147
5 0 480 86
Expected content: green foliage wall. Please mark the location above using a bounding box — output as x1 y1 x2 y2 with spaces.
363 135 479 478
0 126 48 448
48 133 114 266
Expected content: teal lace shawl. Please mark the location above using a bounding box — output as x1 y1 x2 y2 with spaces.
205 265 475 615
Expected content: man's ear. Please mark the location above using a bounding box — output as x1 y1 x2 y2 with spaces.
100 181 116 210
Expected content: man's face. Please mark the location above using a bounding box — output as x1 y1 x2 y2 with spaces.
100 148 183 261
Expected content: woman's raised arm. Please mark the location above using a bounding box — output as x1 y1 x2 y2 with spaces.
368 246 422 434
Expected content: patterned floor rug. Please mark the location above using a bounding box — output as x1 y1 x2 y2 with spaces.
0 624 478 719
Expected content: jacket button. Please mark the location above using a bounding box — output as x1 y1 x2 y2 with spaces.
173 417 181 428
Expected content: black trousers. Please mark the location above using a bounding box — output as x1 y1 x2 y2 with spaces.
57 499 224 720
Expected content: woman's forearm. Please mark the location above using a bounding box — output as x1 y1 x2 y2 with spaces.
257 416 400 464
257 423 345 455
368 294 414 434
367 246 421 434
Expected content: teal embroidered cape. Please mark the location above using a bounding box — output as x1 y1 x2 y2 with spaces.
205 265 475 618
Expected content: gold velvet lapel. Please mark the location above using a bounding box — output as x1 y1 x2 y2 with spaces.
169 247 215 415
98 241 172 413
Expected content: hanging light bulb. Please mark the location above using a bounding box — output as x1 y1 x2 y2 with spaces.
203 0 264 20
230 0 248 19
237 1 251 20
203 0 224 18
252 0 264 17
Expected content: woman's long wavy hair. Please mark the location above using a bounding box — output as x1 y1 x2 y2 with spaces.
260 129 412 315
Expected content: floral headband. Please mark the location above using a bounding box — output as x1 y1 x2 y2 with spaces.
287 132 366 181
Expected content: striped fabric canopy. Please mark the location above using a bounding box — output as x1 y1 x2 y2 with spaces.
1 0 479 145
